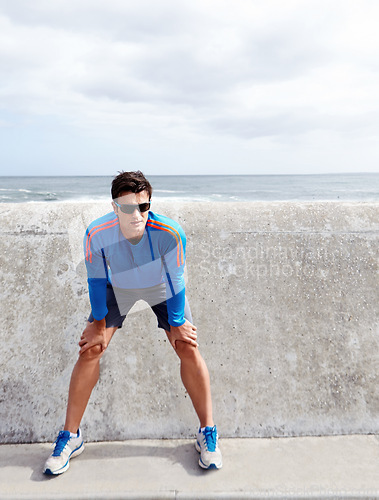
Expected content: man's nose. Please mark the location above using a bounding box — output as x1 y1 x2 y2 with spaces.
131 206 141 216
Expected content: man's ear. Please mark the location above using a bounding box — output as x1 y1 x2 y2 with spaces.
112 201 118 214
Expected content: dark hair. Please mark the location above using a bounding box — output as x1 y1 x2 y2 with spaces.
111 171 153 200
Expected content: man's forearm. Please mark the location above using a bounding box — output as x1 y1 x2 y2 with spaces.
88 278 108 320
93 317 106 329
166 287 186 326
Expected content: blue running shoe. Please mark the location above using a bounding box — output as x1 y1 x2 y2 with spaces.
195 425 222 469
44 429 84 475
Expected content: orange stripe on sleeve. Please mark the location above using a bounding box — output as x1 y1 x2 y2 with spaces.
149 220 184 264
85 217 118 260
86 219 119 263
146 221 184 267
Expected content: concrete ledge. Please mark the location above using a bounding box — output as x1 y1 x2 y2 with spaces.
1 436 379 499
1 201 378 443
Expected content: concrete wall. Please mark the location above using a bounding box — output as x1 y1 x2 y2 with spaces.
0 201 378 444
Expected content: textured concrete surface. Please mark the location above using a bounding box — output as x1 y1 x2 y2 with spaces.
1 436 379 499
0 201 378 443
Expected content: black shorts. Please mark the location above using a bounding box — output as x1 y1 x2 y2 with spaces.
87 283 192 331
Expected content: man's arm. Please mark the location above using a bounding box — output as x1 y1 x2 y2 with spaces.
87 278 108 320
84 227 109 318
160 225 199 347
162 249 186 327
160 218 188 323
81 230 109 354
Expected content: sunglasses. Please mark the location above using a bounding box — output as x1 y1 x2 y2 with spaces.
113 200 151 214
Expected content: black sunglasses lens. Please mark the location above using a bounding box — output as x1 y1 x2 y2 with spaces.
139 203 150 212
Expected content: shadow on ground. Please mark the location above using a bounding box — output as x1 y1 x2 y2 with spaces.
0 440 214 483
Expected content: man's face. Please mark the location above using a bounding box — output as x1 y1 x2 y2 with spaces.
112 190 150 243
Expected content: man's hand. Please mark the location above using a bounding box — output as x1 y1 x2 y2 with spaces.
167 319 198 350
78 318 107 355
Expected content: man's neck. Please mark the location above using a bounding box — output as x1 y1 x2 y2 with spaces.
120 227 144 245
127 235 143 245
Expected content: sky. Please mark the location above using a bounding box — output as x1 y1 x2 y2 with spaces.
0 0 378 176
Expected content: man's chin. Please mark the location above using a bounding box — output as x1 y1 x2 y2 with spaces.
126 228 144 243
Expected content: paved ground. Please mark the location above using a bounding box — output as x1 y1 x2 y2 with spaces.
1 435 379 499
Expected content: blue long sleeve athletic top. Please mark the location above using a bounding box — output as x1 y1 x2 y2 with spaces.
84 210 187 327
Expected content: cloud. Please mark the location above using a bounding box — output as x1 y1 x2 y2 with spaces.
0 0 378 174
0 0 195 39
206 108 379 141
67 0 336 109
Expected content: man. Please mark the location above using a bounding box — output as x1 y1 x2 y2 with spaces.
44 171 222 475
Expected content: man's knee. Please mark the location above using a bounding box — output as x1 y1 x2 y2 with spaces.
175 340 198 360
80 344 104 361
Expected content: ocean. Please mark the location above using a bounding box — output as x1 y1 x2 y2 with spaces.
0 173 378 203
